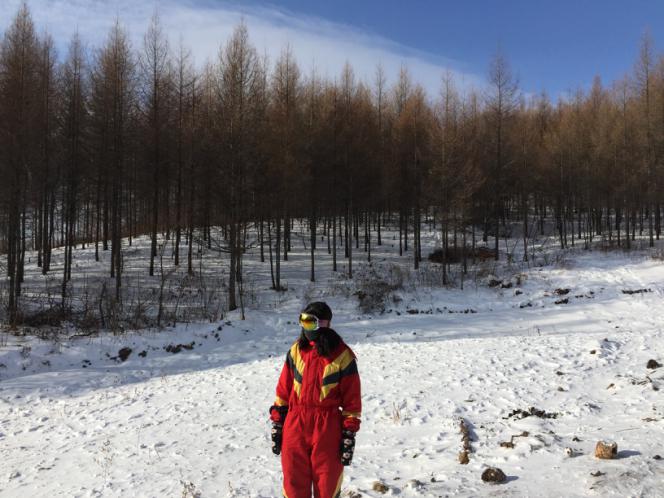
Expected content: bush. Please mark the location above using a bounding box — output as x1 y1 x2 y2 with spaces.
428 245 495 264
355 264 404 314
18 307 65 328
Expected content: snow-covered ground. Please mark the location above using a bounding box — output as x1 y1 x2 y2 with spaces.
1 229 664 497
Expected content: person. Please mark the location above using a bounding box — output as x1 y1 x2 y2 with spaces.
269 302 362 498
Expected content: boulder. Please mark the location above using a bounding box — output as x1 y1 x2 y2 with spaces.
646 359 662 369
595 441 617 459
117 347 132 362
372 481 389 494
481 467 506 483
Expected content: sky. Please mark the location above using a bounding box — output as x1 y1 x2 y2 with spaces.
1 0 662 99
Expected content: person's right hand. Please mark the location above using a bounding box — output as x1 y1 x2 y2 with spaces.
271 423 283 455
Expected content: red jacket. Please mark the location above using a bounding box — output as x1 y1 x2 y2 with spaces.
273 339 361 432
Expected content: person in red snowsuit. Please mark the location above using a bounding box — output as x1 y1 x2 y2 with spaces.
270 302 361 498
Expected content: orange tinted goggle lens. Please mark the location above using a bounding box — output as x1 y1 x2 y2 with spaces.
299 313 319 331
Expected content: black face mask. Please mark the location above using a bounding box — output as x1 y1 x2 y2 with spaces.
304 327 320 342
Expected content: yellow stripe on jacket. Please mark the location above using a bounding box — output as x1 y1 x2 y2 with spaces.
320 348 356 401
289 342 305 398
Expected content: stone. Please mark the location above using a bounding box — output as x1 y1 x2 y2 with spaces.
458 451 469 464
487 276 501 288
117 347 132 362
481 467 506 483
646 359 662 369
407 479 423 489
595 441 618 459
372 481 389 494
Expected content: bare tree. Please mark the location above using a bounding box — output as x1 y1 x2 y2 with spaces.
268 45 301 290
217 22 261 313
0 2 39 324
486 49 519 259
90 20 136 300
140 12 172 276
635 31 656 246
60 34 88 305
173 37 194 267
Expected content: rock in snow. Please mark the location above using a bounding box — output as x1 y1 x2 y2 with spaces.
481 467 506 483
595 441 618 459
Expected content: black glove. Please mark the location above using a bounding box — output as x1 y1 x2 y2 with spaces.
271 422 283 455
340 429 356 466
269 406 288 456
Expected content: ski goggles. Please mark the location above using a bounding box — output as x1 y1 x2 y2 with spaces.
299 313 327 331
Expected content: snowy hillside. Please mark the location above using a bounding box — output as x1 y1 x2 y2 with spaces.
2 245 664 497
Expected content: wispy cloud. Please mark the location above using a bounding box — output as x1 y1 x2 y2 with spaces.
1 0 484 96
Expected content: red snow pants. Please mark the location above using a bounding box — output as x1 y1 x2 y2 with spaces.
281 405 343 498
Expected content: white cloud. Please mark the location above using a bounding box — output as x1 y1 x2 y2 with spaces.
1 0 484 96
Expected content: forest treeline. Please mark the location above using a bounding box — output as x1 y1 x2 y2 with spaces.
1 4 663 324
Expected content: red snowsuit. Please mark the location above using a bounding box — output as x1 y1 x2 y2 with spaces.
273 338 361 498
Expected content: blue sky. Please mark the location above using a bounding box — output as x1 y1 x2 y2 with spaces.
1 0 661 98
262 0 662 96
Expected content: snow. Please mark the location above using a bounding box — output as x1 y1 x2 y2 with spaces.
1 231 664 497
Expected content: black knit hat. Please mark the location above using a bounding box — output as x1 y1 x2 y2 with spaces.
302 301 332 321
